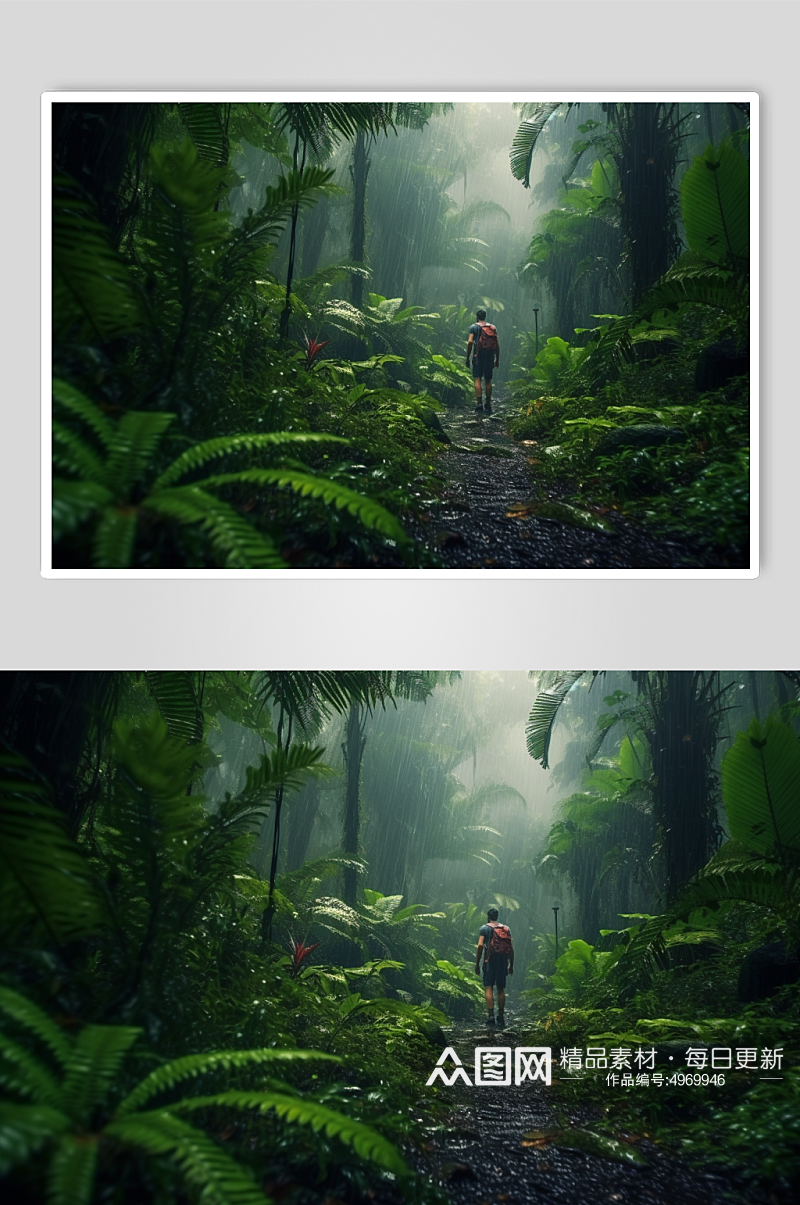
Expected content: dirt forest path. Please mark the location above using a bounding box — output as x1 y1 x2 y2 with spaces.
410 400 697 570
415 1021 759 1205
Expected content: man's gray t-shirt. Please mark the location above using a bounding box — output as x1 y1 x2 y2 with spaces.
470 322 488 351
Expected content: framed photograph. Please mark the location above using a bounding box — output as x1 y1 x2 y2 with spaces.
44 93 757 577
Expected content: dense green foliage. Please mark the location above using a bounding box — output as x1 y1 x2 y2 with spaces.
520 672 799 1195
508 122 750 565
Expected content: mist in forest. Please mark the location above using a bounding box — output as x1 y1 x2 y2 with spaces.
228 100 740 348
202 669 782 973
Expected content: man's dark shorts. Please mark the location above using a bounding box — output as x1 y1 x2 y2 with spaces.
483 956 508 989
472 350 494 381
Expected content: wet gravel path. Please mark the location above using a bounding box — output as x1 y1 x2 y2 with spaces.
411 403 700 570
413 1021 765 1205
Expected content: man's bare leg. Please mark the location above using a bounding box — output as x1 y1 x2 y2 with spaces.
485 378 493 405
474 375 483 406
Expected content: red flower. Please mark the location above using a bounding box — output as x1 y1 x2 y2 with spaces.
289 936 321 976
303 334 331 367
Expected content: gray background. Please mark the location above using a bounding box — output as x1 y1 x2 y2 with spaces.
5 1 796 669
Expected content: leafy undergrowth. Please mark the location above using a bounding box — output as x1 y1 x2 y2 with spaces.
521 952 800 1198
506 349 749 567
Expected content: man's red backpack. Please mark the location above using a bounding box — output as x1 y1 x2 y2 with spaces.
487 921 513 958
477 322 499 355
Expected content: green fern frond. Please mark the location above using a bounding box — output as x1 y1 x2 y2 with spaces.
52 423 107 484
0 759 105 947
526 672 587 768
152 432 347 491
0 1033 62 1106
510 103 566 187
143 487 286 568
52 380 114 449
112 713 203 814
53 177 146 343
0 989 72 1069
276 856 365 903
105 1111 266 1205
146 671 204 746
62 1025 142 1123
52 480 112 542
178 103 230 165
197 470 407 544
240 743 328 803
170 1092 408 1177
91 507 138 569
0 1101 70 1176
105 411 175 495
47 1134 99 1205
116 1048 341 1117
637 271 748 320
260 165 340 229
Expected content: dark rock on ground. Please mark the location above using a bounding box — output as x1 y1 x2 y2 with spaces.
738 942 800 1003
694 338 749 392
420 406 451 443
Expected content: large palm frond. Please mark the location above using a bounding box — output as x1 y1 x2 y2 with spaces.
510 102 569 187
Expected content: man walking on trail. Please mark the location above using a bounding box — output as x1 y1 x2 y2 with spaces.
466 309 500 413
476 907 514 1028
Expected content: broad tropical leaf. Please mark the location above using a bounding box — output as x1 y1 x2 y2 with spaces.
721 715 800 856
680 140 749 265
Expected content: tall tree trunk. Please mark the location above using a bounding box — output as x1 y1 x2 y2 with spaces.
262 705 291 945
285 779 320 870
614 102 679 304
350 131 371 309
280 132 305 339
644 672 721 904
342 700 367 906
301 197 330 277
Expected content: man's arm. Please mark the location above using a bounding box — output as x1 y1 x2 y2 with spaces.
508 937 514 975
495 338 500 369
475 934 485 974
466 331 475 365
